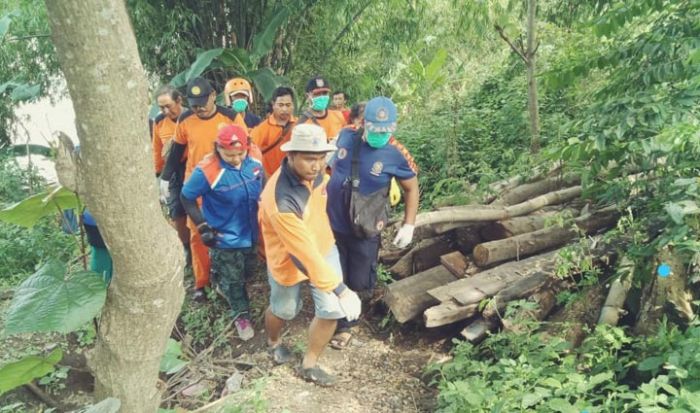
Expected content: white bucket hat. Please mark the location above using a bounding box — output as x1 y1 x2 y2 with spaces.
281 124 336 153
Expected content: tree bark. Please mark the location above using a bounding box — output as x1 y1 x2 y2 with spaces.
384 265 456 323
479 208 578 241
634 248 695 335
45 2 185 412
526 0 540 154
483 163 561 204
389 235 454 279
440 251 469 278
491 174 580 206
414 186 582 228
598 274 633 326
424 300 478 328
481 272 556 319
473 207 618 267
428 249 560 304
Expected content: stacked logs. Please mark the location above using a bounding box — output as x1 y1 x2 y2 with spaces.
382 168 621 342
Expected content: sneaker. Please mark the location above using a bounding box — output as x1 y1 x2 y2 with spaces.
234 317 255 341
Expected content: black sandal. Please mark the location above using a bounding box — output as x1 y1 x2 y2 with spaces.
299 365 336 387
268 344 294 365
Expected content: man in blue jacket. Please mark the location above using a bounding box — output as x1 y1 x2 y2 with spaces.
180 125 264 341
326 96 419 349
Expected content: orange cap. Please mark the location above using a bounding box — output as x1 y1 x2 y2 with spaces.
224 78 253 106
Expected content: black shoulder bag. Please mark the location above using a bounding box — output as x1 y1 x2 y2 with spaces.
347 129 390 238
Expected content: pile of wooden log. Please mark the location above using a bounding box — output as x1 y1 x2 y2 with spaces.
383 168 621 342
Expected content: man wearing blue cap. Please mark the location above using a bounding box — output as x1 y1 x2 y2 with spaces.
326 96 419 349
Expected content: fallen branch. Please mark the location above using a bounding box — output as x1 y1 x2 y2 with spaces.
492 174 580 206
598 258 634 326
415 186 582 228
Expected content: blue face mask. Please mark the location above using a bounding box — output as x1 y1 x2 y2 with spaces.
232 98 248 113
366 131 391 148
311 95 330 111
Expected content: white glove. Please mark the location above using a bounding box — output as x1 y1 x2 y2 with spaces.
159 179 170 204
393 224 415 249
337 289 362 322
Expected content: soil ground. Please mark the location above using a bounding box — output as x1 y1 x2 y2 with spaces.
0 266 455 413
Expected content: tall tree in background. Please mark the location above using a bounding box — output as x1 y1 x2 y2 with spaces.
461 0 541 153
44 0 184 411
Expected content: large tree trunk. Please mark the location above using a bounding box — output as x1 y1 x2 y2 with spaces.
46 1 185 412
526 0 540 154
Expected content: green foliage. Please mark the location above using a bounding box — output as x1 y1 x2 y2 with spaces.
0 185 80 228
0 348 62 395
0 149 43 202
4 260 107 335
37 365 69 392
0 0 58 147
433 320 700 412
539 0 700 281
159 339 189 375
180 291 232 349
0 151 77 287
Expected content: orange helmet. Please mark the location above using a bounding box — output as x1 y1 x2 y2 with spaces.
224 78 254 106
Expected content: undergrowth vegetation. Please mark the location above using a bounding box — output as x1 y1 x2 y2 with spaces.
433 316 700 413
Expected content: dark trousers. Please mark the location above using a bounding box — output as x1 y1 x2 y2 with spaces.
209 247 256 320
333 230 380 331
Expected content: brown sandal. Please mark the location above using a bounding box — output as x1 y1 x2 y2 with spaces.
329 331 352 350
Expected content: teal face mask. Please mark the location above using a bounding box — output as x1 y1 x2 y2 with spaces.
232 98 248 113
311 95 330 111
366 131 392 148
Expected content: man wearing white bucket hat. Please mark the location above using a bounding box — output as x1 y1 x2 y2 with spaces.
258 123 362 386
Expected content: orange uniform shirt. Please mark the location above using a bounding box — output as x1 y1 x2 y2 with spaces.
174 107 237 179
250 115 297 177
300 109 346 142
152 114 183 174
258 159 340 292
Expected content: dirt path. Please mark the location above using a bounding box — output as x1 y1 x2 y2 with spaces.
238 315 441 413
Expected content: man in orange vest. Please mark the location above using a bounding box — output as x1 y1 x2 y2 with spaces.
152 85 191 270
160 77 238 301
259 124 361 386
331 91 351 124
250 86 297 177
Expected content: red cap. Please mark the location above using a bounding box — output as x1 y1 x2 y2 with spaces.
217 125 249 150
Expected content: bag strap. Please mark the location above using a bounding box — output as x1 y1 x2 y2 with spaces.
261 121 293 155
350 128 364 192
298 110 321 126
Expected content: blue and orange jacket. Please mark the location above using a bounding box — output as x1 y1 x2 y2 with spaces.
181 153 264 249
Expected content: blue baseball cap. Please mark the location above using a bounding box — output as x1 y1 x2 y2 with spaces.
364 96 397 133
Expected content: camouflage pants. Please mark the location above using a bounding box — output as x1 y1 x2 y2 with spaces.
209 247 257 320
